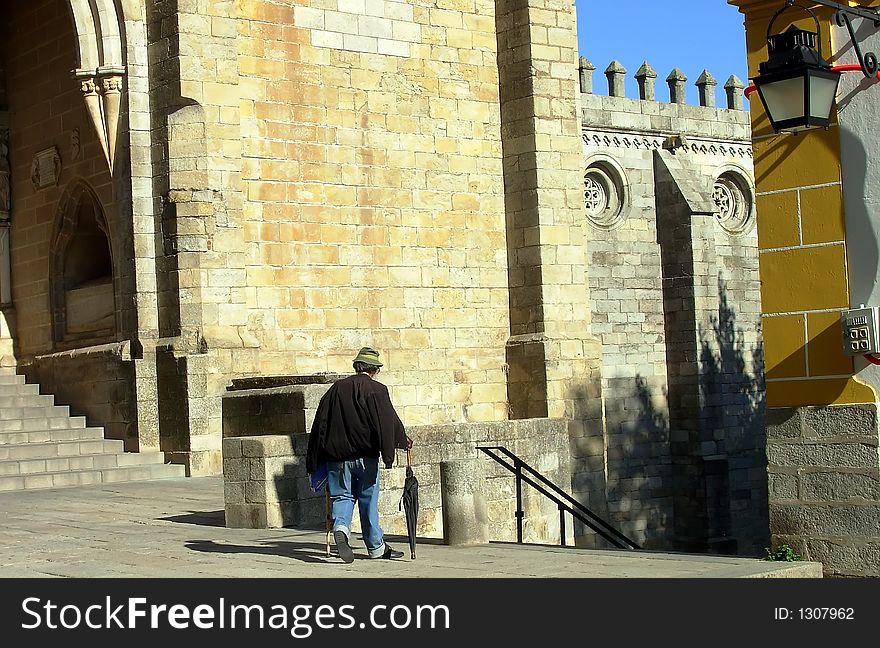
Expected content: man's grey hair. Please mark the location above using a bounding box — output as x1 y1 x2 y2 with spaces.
353 361 380 374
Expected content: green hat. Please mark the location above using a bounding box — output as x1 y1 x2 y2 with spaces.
353 346 383 367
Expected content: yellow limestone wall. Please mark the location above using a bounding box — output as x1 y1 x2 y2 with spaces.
731 0 875 407
236 1 510 425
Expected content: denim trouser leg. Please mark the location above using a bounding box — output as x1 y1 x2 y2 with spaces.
354 457 385 557
328 461 355 540
328 457 386 558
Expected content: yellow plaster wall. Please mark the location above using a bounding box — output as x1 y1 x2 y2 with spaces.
732 0 876 406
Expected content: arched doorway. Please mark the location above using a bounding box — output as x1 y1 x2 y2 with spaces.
49 180 116 348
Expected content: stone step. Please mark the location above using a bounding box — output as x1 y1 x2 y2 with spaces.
0 394 55 408
0 426 103 445
0 415 87 432
0 450 171 476
0 383 40 396
0 439 125 461
0 370 190 493
0 463 187 492
0 405 71 420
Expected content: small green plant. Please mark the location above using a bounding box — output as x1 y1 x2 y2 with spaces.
764 543 802 562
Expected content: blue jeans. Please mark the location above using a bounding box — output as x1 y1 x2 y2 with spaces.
327 457 386 558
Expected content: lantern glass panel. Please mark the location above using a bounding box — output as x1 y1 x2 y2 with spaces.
759 75 805 123
809 73 840 119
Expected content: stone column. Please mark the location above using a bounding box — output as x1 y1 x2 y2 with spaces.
0 115 14 367
440 459 489 546
495 0 604 539
149 0 247 475
654 149 766 554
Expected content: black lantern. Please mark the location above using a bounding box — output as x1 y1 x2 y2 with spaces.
752 3 841 133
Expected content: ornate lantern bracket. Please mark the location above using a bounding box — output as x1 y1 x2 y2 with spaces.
810 0 880 77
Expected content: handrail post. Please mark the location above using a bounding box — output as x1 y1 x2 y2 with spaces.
515 460 523 544
476 445 641 550
559 505 566 547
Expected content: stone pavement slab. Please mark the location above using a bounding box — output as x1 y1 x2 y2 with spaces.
0 476 822 578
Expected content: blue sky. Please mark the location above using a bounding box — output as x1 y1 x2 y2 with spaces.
575 1 750 106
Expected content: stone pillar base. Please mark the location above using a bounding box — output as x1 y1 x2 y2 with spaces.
167 449 222 477
440 459 489 546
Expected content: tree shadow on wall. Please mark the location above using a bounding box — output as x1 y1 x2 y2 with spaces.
567 373 671 551
698 276 766 448
691 275 768 556
598 375 672 550
579 276 768 554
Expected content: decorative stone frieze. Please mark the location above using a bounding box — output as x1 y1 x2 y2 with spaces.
582 130 753 159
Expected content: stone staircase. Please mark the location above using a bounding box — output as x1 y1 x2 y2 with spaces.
0 368 185 491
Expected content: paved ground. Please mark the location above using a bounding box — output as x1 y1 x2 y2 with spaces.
0 476 822 578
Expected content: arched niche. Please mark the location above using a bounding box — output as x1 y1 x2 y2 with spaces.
50 180 115 347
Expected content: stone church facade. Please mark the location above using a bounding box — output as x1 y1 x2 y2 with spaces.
0 0 767 554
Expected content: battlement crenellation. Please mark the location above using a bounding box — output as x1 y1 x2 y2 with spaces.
579 56 746 112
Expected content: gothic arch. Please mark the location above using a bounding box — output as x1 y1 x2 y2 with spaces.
64 0 126 172
50 179 116 347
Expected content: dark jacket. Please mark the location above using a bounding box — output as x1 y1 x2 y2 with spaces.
306 373 408 473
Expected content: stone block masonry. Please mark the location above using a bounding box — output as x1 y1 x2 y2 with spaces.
577 56 766 553
237 0 510 427
767 405 880 577
1 0 776 559
222 418 576 547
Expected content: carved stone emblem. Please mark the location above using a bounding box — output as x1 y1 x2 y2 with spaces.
71 128 81 161
31 146 62 191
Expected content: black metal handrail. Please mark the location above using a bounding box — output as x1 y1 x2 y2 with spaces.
477 446 640 551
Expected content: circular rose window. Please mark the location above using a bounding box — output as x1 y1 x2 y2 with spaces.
584 162 626 229
712 172 754 235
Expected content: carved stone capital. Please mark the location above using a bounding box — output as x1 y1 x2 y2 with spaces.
80 77 99 97
100 75 123 95
75 71 125 173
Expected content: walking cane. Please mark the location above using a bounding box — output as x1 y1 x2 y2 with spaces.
324 487 331 557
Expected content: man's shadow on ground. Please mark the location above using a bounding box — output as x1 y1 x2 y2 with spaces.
185 539 332 564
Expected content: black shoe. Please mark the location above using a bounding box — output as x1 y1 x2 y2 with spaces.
334 530 354 564
380 545 404 560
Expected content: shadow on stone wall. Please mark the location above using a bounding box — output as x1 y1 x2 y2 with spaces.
690 276 767 555
578 375 672 550
590 276 767 554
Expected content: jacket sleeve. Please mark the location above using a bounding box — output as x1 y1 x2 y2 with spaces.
366 385 407 468
306 393 329 475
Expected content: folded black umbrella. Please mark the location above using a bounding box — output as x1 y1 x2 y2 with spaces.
399 449 419 559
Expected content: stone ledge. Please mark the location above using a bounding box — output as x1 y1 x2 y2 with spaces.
222 418 572 546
